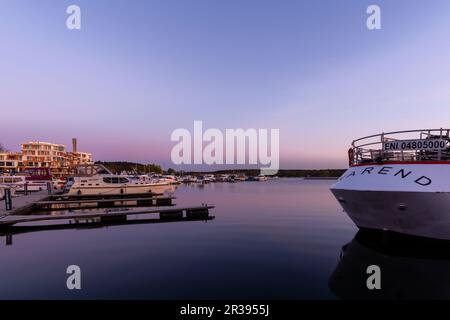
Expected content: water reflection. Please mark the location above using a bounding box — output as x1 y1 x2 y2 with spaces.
329 230 450 299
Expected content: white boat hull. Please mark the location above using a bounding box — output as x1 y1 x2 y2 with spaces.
331 163 450 240
68 183 175 196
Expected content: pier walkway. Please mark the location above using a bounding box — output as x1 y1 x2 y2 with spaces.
0 191 49 217
0 205 214 227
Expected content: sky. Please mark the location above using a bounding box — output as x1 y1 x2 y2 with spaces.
1 0 450 170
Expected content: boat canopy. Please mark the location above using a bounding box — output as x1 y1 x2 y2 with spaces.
73 164 112 176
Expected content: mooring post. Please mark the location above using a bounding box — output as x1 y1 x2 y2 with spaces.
47 182 54 195
4 188 12 211
24 182 28 196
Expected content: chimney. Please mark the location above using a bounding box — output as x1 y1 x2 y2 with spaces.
72 138 77 153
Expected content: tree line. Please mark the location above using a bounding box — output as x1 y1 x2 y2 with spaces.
95 161 163 174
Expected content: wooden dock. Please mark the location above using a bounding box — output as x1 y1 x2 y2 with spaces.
1 191 215 233
33 196 175 211
1 192 174 215
0 205 214 228
0 191 49 216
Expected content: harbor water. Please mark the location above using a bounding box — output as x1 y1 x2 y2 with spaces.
1 179 442 299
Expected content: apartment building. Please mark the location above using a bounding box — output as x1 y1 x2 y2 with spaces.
0 139 93 175
0 152 23 172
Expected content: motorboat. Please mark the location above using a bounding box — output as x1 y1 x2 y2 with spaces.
237 174 247 182
0 176 27 191
0 174 58 192
16 168 53 191
216 174 228 182
227 175 236 182
331 129 450 240
197 175 210 184
182 175 197 183
151 174 180 185
67 164 172 195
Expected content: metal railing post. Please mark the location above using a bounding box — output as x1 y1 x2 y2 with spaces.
4 188 12 211
47 182 54 195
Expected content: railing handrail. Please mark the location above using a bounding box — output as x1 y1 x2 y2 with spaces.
349 128 450 166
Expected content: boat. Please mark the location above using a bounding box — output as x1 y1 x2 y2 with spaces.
216 174 228 182
226 175 236 182
197 175 210 184
182 175 197 183
0 176 27 191
0 173 60 192
254 174 268 181
204 174 215 182
16 168 53 191
152 174 181 185
330 129 450 240
67 164 172 195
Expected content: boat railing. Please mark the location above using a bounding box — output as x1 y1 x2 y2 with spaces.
350 129 450 166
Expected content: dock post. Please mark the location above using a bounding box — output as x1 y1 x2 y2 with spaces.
4 188 12 211
47 182 54 195
24 182 28 196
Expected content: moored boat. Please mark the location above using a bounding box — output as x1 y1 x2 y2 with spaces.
255 174 268 181
237 174 247 181
331 129 450 240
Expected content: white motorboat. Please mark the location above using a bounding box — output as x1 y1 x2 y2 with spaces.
151 174 180 185
0 185 16 199
331 129 450 240
182 175 197 183
215 174 228 182
197 175 209 184
67 164 173 195
204 174 215 182
237 174 247 182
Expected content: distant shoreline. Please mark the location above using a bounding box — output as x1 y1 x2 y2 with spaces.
189 169 346 178
95 162 346 178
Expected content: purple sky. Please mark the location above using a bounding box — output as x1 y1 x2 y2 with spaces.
2 0 450 170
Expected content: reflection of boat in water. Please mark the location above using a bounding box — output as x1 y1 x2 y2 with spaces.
329 230 450 299
331 129 450 240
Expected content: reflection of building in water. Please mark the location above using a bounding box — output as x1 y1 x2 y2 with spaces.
329 230 450 299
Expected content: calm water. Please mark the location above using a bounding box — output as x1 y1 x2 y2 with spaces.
0 179 383 299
